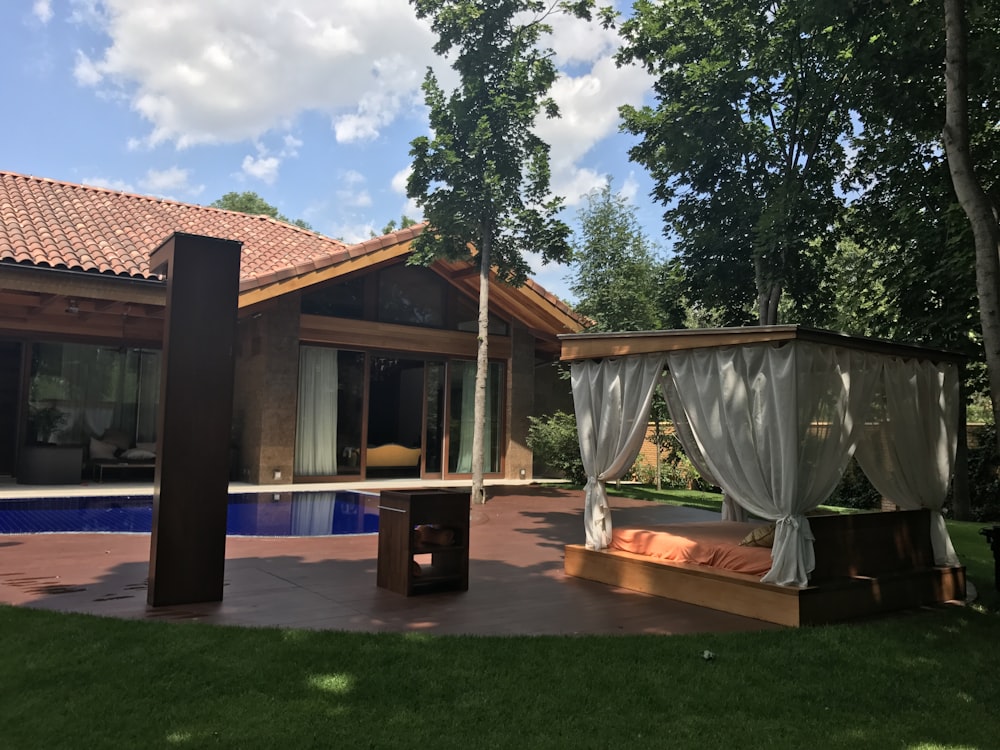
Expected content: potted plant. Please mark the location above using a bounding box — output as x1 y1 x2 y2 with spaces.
29 404 68 444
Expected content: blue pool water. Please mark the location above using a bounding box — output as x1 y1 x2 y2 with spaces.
0 491 380 536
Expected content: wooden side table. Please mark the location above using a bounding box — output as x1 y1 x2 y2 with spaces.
376 489 470 596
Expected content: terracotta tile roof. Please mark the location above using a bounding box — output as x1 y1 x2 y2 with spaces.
0 170 352 285
0 170 583 331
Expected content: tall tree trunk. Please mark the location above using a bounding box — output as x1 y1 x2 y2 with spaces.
471 229 491 505
757 281 782 325
943 0 1000 457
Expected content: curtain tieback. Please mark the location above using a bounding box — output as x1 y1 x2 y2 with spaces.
775 515 800 531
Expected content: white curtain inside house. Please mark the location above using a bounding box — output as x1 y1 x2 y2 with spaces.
664 341 882 586
295 346 339 476
571 353 666 550
453 362 478 473
854 358 961 566
290 491 336 535
660 374 745 521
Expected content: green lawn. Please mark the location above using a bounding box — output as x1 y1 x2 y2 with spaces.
2 491 999 749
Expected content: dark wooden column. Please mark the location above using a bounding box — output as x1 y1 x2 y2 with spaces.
147 232 242 606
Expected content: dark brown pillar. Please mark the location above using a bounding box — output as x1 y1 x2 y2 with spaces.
147 232 242 606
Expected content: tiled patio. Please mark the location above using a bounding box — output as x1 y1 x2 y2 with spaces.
0 484 782 636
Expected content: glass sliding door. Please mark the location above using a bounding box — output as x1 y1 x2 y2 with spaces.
366 357 424 478
294 347 365 478
447 360 503 475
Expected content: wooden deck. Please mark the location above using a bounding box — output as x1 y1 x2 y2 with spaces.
0 486 786 636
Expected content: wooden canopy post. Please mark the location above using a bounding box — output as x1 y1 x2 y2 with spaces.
147 232 242 606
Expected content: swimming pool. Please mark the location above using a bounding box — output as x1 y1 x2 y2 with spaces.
0 490 380 536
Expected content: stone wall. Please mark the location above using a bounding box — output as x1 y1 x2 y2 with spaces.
232 296 300 484
504 323 535 480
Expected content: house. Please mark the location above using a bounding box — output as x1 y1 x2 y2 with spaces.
0 171 582 485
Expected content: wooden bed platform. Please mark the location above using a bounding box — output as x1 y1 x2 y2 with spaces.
564 509 966 627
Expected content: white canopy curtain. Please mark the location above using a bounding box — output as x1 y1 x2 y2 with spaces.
854 358 961 566
664 341 882 586
660 374 745 521
295 346 339 476
571 353 666 550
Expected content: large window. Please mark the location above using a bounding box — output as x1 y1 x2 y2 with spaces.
27 342 161 446
300 263 509 336
448 360 503 474
377 265 446 327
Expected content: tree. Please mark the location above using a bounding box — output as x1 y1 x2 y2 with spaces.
569 183 666 332
211 192 313 231
374 215 419 237
406 0 596 503
943 0 1000 442
617 1 869 325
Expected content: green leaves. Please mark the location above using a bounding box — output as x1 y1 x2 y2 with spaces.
406 0 582 278
619 0 863 324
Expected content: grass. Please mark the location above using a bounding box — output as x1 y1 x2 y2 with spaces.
2 489 999 749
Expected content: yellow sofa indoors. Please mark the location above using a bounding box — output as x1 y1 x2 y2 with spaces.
367 443 421 468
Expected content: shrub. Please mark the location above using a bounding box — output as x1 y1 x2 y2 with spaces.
967 424 1000 522
627 435 710 491
827 457 881 510
527 411 586 485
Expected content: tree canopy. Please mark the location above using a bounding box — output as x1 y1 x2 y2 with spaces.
569 183 680 332
617 0 870 325
211 191 313 231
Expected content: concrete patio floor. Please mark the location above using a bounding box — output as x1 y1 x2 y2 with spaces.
0 484 782 636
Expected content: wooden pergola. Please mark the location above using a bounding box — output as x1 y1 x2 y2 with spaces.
559 324 967 366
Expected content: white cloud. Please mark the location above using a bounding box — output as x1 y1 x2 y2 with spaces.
334 55 424 143
73 51 102 86
241 154 281 184
81 176 134 193
335 169 372 207
341 169 366 186
68 0 106 27
282 134 303 156
536 49 652 205
138 166 203 197
33 0 53 24
391 165 411 195
618 172 640 203
74 0 437 148
330 220 377 244
400 196 422 220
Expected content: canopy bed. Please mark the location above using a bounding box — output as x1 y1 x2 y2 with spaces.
560 326 967 626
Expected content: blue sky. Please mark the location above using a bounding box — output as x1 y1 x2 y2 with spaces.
1 0 666 302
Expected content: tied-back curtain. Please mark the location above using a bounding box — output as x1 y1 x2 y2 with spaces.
295 346 339 477
571 354 666 550
854 359 960 566
665 342 881 586
660 374 745 521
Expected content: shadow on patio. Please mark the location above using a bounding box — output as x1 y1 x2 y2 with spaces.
0 486 781 636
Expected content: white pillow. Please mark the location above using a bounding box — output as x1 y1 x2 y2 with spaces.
89 437 118 461
135 442 157 453
121 448 156 461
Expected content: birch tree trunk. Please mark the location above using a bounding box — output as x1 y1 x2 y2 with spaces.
943 0 1000 453
471 229 491 505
